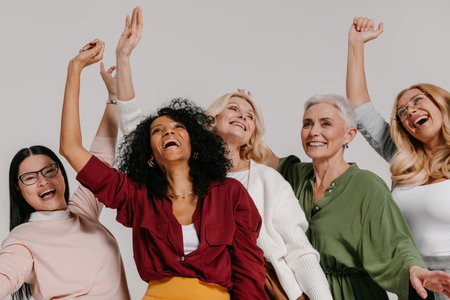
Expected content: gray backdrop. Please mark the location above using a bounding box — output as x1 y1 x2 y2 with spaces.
1 0 449 299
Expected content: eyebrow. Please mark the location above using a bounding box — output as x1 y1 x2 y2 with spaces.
303 117 333 122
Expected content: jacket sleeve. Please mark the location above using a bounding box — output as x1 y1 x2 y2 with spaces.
117 98 143 136
354 102 397 162
229 185 268 300
68 136 117 221
76 155 138 227
0 243 33 298
273 175 332 300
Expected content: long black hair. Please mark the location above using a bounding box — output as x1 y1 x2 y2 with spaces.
117 98 230 199
8 145 70 300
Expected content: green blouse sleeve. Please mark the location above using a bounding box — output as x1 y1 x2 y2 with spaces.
357 172 430 300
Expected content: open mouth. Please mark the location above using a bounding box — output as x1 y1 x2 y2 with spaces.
414 115 429 128
307 141 327 147
39 189 56 199
163 139 180 149
230 121 246 131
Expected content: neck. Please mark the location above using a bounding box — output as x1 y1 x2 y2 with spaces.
422 133 445 159
312 153 349 188
163 162 194 196
225 141 249 172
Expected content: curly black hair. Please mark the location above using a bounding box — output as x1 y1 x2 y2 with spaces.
117 98 231 199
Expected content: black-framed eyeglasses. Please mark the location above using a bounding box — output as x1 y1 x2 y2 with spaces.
396 93 428 122
18 163 59 186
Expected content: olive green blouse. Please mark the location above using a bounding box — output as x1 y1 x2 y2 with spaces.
278 155 432 300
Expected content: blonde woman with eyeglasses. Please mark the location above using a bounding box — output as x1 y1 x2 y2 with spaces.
346 16 450 299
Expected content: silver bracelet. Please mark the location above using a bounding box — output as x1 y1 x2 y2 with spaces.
106 99 117 105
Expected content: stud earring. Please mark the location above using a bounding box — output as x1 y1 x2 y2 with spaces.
345 144 349 149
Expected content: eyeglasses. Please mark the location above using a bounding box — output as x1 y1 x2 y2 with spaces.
396 93 428 122
18 163 59 186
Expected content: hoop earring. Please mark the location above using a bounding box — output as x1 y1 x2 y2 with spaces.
148 158 155 168
192 152 198 160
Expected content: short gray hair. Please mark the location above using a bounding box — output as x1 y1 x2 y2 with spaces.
304 94 356 128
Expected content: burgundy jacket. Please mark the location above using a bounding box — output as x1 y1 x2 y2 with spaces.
77 155 268 299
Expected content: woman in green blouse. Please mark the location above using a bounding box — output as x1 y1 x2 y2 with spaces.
265 94 450 300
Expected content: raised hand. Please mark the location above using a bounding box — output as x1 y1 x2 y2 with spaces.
70 39 105 70
410 266 450 299
100 62 117 100
348 17 383 46
237 89 252 97
116 6 143 58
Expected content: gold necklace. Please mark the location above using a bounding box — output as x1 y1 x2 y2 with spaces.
166 191 195 199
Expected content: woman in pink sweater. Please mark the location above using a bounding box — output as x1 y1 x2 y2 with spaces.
0 41 130 299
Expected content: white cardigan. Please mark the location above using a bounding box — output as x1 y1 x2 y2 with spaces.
117 99 332 300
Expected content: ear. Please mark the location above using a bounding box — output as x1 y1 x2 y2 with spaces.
344 127 358 146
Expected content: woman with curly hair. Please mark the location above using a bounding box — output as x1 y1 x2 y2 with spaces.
346 17 450 299
110 7 331 300
60 9 267 300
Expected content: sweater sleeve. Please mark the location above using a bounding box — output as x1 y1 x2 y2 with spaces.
0 243 33 298
229 185 268 300
354 102 397 162
68 136 117 221
76 155 137 227
273 177 332 300
117 98 143 135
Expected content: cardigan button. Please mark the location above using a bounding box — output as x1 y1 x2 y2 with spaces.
314 206 320 211
180 256 185 262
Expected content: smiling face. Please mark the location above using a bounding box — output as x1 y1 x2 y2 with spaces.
150 115 191 168
301 102 355 161
17 154 67 211
214 96 256 147
396 88 444 145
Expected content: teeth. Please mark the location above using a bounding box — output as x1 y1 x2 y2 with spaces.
414 115 428 127
231 122 246 130
308 142 326 146
40 189 55 198
163 138 180 149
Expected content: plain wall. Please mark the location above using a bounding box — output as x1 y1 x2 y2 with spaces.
1 0 449 299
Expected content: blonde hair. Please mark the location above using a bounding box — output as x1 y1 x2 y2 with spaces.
390 83 450 185
206 93 271 164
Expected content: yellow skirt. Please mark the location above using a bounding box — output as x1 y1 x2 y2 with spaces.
142 277 230 300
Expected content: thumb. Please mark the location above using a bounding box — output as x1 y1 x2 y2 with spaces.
411 274 428 299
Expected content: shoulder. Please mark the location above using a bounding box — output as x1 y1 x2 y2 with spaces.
347 165 389 191
2 223 34 246
250 161 293 187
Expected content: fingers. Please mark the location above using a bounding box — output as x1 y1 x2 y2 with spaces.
100 61 106 74
411 275 428 299
107 65 117 74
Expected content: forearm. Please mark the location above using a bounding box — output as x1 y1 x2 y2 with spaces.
60 62 92 172
95 103 118 138
116 55 135 101
346 41 371 108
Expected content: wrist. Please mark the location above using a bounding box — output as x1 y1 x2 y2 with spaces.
68 60 83 73
348 39 365 49
116 53 131 63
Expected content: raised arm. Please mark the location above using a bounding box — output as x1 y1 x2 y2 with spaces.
346 17 396 162
116 6 142 101
68 62 119 220
59 40 104 172
346 17 383 108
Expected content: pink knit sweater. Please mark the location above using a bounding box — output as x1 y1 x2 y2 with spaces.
0 136 130 299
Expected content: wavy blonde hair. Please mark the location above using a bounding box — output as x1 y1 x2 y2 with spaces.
390 83 450 185
206 92 271 164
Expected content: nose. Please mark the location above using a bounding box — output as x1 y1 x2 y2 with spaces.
162 128 174 136
309 123 320 136
37 173 49 187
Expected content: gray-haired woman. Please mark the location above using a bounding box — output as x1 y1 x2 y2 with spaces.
266 94 450 300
